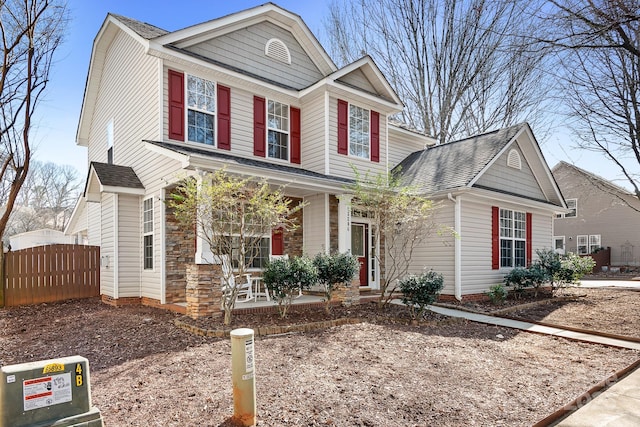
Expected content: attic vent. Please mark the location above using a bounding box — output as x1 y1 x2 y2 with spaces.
265 38 291 64
507 149 522 170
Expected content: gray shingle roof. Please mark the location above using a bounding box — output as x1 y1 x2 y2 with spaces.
90 162 144 189
145 141 354 185
393 123 526 194
110 14 168 39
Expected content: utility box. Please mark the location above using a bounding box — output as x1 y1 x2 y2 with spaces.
0 355 103 427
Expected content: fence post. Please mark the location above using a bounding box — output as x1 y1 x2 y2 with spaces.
0 250 5 307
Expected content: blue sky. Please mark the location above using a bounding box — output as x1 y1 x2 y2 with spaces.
34 0 633 187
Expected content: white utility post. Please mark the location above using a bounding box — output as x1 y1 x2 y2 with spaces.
230 328 256 426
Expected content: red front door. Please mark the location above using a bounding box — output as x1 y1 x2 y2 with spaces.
351 223 368 287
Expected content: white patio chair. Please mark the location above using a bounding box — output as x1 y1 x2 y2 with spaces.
220 256 254 303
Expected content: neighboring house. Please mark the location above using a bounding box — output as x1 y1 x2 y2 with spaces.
66 3 564 311
552 161 640 266
9 229 75 251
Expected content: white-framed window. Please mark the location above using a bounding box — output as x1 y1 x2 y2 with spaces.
349 104 370 159
187 75 216 145
223 236 271 270
143 197 154 270
577 235 588 255
557 198 577 218
267 99 289 160
500 208 527 268
554 236 565 254
589 234 601 253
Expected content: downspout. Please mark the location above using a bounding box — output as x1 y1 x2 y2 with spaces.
448 193 462 301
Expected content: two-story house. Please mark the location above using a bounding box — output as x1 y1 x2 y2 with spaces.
66 3 565 312
552 161 640 266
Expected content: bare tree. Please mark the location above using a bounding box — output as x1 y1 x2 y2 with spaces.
325 0 552 144
0 0 67 305
4 161 81 236
535 1 640 201
543 0 640 58
560 34 640 202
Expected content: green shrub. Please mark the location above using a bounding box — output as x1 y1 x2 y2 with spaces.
503 264 548 298
486 284 508 304
399 270 444 320
313 252 359 313
533 249 595 295
263 256 318 318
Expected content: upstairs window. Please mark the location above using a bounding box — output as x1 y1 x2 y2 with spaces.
267 100 289 160
556 198 577 218
349 104 370 159
337 99 379 162
187 75 216 145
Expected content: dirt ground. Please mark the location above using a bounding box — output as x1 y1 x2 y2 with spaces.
0 289 639 426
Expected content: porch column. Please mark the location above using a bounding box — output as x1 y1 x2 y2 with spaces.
336 194 352 254
186 263 223 319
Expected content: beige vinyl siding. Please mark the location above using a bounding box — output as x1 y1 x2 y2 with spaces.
100 194 115 297
458 196 554 295
387 129 427 169
69 200 88 236
87 30 161 166
300 92 326 174
406 201 456 295
87 202 101 247
474 144 546 200
336 69 377 94
302 194 328 256
118 195 141 298
185 21 323 90
327 96 388 180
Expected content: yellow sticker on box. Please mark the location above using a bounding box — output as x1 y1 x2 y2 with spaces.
42 363 65 374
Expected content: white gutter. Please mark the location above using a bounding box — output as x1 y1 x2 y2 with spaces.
448 193 462 301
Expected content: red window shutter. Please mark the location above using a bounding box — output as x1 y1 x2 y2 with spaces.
526 212 533 266
492 206 500 270
290 106 301 164
371 110 380 162
337 99 348 155
253 96 266 157
168 70 184 141
271 228 284 255
217 85 231 150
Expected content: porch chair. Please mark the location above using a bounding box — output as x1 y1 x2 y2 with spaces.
220 255 254 303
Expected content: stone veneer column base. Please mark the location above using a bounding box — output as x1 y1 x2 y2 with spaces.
331 277 361 306
186 263 223 320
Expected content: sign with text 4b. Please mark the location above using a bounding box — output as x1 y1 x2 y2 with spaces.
0 355 103 427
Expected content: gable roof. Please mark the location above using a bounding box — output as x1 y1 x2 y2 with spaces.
552 161 634 196
84 162 145 202
152 3 336 76
394 123 565 207
395 124 525 193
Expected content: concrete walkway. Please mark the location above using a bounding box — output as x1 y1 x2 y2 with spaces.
425 304 640 426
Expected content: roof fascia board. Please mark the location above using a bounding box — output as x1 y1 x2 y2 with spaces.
185 155 350 193
324 80 403 112
64 196 86 235
330 56 402 106
144 140 191 168
467 187 565 213
518 125 567 207
100 185 146 196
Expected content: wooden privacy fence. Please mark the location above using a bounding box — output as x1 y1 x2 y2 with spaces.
4 244 100 307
